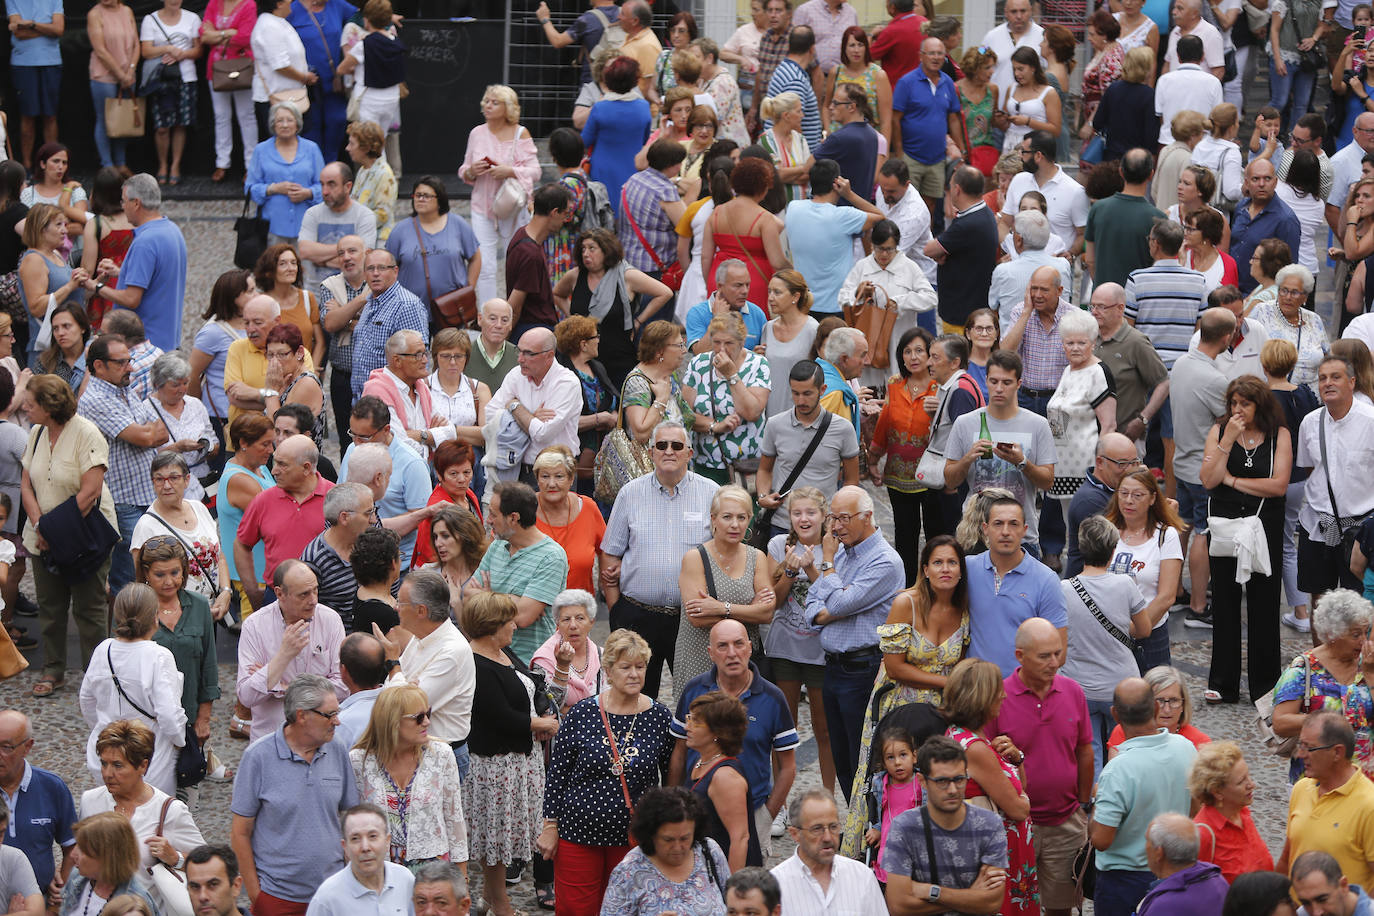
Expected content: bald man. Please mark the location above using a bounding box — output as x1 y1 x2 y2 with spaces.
1232 159 1302 295
0 711 77 899
1064 432 1143 577
486 327 582 481
1136 813 1229 915
1092 282 1169 445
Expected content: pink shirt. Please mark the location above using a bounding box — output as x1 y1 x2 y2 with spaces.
987 669 1093 826
459 122 541 219
202 0 256 66
236 474 334 583
235 600 346 740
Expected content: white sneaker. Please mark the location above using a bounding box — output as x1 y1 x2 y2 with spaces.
771 808 788 838
1282 612 1312 633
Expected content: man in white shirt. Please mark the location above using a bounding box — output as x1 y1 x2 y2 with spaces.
486 327 583 477
989 210 1072 326
980 0 1044 102
1156 35 1224 143
1165 0 1227 75
1189 285 1267 380
297 162 377 290
772 790 887 916
1327 112 1374 233
305 805 415 916
876 158 937 285
1001 130 1089 259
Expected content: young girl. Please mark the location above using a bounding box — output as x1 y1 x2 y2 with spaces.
864 726 920 883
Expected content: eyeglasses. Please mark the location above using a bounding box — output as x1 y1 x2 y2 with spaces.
924 774 970 788
102 357 132 367
828 100 855 108
396 350 428 360
826 511 871 524
305 707 341 721
1182 224 1200 232
436 352 466 363
1090 302 1123 312
1100 455 1140 470
1298 741 1339 753
412 192 437 200
653 440 687 451
874 243 898 253
1277 287 1308 298
969 325 998 334
349 427 384 442
403 709 432 724
518 347 554 358
153 473 187 486
800 822 842 837
1155 697 1184 709
0 739 31 755
365 264 398 273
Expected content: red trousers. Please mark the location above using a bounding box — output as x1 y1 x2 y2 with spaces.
251 891 308 916
554 840 632 916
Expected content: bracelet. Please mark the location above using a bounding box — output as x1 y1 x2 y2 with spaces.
652 400 667 412
538 17 550 24
725 603 733 618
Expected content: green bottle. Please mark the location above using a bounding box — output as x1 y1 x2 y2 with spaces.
978 412 993 458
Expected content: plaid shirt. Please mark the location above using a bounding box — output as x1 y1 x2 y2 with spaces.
129 340 164 401
544 171 590 284
1007 300 1072 390
752 28 790 114
616 169 680 273
350 279 429 398
318 274 368 372
78 375 159 505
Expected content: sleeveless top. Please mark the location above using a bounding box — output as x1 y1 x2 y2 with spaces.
217 462 274 582
1114 12 1155 51
570 268 635 384
88 217 135 330
829 63 882 133
1003 84 1052 152
22 250 73 358
959 84 996 149
1208 431 1281 521
428 372 477 427
674 546 762 685
706 209 772 311
281 370 327 446
691 757 763 867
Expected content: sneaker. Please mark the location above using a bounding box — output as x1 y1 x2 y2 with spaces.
1184 608 1214 629
771 807 788 838
1282 612 1312 633
1171 590 1191 611
13 596 37 618
505 860 525 885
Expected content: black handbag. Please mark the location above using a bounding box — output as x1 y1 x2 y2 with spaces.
233 196 270 270
106 644 207 788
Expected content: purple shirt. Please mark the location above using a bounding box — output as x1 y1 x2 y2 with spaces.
1135 862 1230 916
235 600 347 740
987 669 1091 826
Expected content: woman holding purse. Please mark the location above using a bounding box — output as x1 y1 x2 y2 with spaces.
202 0 258 182
139 0 203 187
87 0 139 172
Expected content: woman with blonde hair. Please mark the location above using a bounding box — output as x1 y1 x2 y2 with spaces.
1094 46 1158 161
954 487 1016 554
18 203 88 364
1152 110 1208 210
1190 741 1272 882
683 312 770 483
1192 103 1244 209
347 119 398 240
58 813 155 916
533 446 605 594
1261 338 1319 633
757 92 812 202
758 268 818 418
100 895 154 916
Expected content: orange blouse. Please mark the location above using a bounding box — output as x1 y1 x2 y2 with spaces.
871 375 938 494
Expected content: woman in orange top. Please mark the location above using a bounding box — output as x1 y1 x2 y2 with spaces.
412 440 482 569
1190 741 1273 883
533 445 605 594
868 327 939 586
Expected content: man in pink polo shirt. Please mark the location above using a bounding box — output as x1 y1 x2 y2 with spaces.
987 618 1094 916
235 433 335 610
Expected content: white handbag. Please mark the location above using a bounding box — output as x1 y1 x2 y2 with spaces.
913 380 954 490
488 135 527 221
146 798 194 916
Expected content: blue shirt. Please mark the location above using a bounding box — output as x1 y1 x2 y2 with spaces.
804 529 905 653
245 136 325 238
965 549 1068 676
1093 729 1197 871
7 0 62 66
1231 195 1302 294
892 67 961 165
285 0 351 87
304 861 414 916
814 122 880 204
116 217 187 352
765 59 823 151
670 662 801 808
684 301 766 351
1300 884 1374 916
784 199 868 316
340 434 431 566
350 280 429 397
0 763 76 891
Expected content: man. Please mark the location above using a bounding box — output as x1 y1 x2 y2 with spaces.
1329 113 1374 236
726 869 782 916
224 295 318 430
236 559 346 740
235 434 334 610
1190 285 1267 380
1231 158 1303 295
815 83 881 203
926 166 998 333
351 248 429 398
891 38 964 217
987 619 1093 916
101 309 163 400
413 862 470 916
486 328 583 478
507 184 571 335
804 485 904 801
339 397 433 568
1002 131 1088 259
989 211 1072 325
1125 220 1208 370
876 158 937 286
1170 307 1235 628
1156 35 1224 144
1134 813 1230 916
1064 433 1143 577
764 27 823 157
944 351 1058 555
617 139 688 278
1256 112 1335 202
1085 150 1165 288
747 0 793 134
1090 677 1198 916
870 0 927 86
1279 712 1374 891
980 0 1044 100
0 711 76 904
601 420 717 698
274 404 338 482
685 260 766 351
772 789 886 915
340 443 437 574
756 360 860 535
297 163 378 290
361 329 436 458
1292 851 1374 916
533 0 619 85
78 333 168 594
791 0 856 72
335 632 387 748
1092 282 1170 446
785 162 883 318
961 498 1066 673
466 299 520 393
617 1 663 104
90 174 188 353
299 482 374 628
928 335 988 528
883 736 1009 916
6 0 62 169
818 326 869 432
231 674 358 916
1164 0 1227 75
186 845 247 916
1296 355 1374 597
0 809 40 916
670 621 798 848
306 804 415 916
695 38 751 147
466 481 569 664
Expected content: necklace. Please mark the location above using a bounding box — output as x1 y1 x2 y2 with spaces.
604 705 643 773
1239 435 1263 468
542 495 574 529
692 752 723 776
708 543 740 576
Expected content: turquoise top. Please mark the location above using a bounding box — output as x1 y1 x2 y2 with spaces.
217 461 274 583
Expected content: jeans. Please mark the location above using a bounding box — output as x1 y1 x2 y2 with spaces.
1269 57 1318 131
210 87 257 170
471 208 531 305
1018 389 1065 554
1086 697 1116 778
823 652 881 803
1283 479 1308 610
111 503 146 595
1138 624 1172 670
1095 869 1155 916
452 742 470 782
89 80 128 167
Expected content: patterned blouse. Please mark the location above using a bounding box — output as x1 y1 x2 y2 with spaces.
1343 680 1374 779
1080 42 1125 125
545 170 590 285
828 63 883 133
353 157 398 241
350 739 469 864
1275 651 1354 782
599 841 729 916
759 126 811 203
1247 302 1329 390
681 350 771 470
872 375 938 494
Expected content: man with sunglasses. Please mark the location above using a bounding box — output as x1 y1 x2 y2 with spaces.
0 711 77 906
1064 432 1142 577
1278 711 1374 892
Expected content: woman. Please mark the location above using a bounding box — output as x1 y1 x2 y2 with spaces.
674 154 732 320
1168 166 1231 254
347 119 397 240
1249 264 1329 389
88 0 139 171
1336 338 1374 402
822 27 892 141
1262 340 1320 634
140 0 202 185
1192 105 1244 210
952 47 1000 176
216 413 273 633
351 682 468 868
1201 377 1292 705
622 321 694 446
21 375 117 697
1270 0 1324 130
1040 24 1076 160
22 144 88 245
250 0 312 141
201 0 257 182
640 90 695 167
255 243 324 364
19 204 88 365
245 102 323 244
413 329 488 477
841 220 936 389
531 589 603 714
387 177 481 320
534 446 605 594
76 720 204 910
1181 210 1239 295
941 658 1037 916
189 269 253 448
1105 469 1186 669
583 57 653 215
1047 309 1117 507
1223 872 1297 916
758 93 812 203
702 158 785 313
1001 46 1060 153
555 229 673 389
868 328 941 577
351 526 401 634
684 691 760 871
0 162 29 284
1340 179 1374 282
80 584 186 794
464 592 557 916
1152 111 1208 211
758 270 817 419
1190 741 1273 882
80 169 135 331
961 308 999 399
58 813 156 916
1115 0 1160 52
538 629 674 916
131 453 229 618
37 305 90 393
598 787 729 916
1244 238 1289 316
263 323 325 445
145 356 219 500
683 314 770 484
460 85 540 304
100 896 154 916
1277 149 1328 273
679 106 719 184
412 442 482 569
656 11 697 97
1107 665 1213 758
554 315 617 489
1079 11 1123 164
1093 46 1158 161
839 535 970 858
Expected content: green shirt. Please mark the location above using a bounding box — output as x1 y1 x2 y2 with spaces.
475 535 569 664
151 590 221 723
1085 193 1164 288
466 340 519 392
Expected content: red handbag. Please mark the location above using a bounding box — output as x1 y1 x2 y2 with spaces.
622 187 682 290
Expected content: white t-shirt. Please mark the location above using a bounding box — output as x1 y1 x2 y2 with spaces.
1165 19 1226 69
1155 66 1224 144
1108 526 1184 630
1275 181 1327 274
980 21 1046 103
140 9 202 82
251 12 307 103
130 500 223 603
1003 168 1090 252
1344 312 1374 353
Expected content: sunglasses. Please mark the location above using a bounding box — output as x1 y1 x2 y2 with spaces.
653 441 687 451
403 709 432 724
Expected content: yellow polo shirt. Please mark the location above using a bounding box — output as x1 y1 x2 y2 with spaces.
223 338 317 429
1287 769 1374 890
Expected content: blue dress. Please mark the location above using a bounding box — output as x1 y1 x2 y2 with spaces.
245 136 325 238
1340 77 1374 148
582 97 652 216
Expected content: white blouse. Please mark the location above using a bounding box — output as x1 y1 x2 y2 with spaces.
350 739 469 864
427 372 479 427
838 250 938 388
79 639 187 795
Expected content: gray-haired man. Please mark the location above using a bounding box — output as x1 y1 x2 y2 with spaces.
1134 813 1228 915
413 861 471 916
685 260 768 349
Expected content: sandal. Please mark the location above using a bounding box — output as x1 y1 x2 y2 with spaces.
535 882 555 911
6 626 35 650
1203 689 1227 705
229 715 251 740
31 675 63 697
156 173 169 185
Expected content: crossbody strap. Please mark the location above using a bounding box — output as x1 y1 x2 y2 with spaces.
697 544 717 598
621 188 666 271
920 807 940 886
597 696 634 812
413 219 436 304
1069 576 1134 650
302 4 338 71
107 644 157 721
777 411 832 496
1320 410 1345 529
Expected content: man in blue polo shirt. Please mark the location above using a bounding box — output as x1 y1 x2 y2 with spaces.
1230 158 1302 295
0 711 76 900
685 260 767 352
891 37 964 220
669 620 799 848
784 161 884 318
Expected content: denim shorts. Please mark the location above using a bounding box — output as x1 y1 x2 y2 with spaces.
1177 479 1209 533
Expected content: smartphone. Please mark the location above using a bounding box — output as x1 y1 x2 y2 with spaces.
996 441 1016 449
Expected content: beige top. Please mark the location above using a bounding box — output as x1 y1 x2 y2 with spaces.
22 415 117 554
89 3 139 84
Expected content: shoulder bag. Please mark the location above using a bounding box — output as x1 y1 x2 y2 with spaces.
138 14 185 96
843 282 896 371
620 187 682 291
914 382 954 490
490 135 530 222
233 195 270 270
747 411 832 550
593 369 657 503
598 696 637 843
414 219 477 328
211 56 253 92
1069 576 1135 651
916 806 941 884
301 2 344 94
147 797 194 916
1253 653 1312 758
107 644 207 788
1320 409 1363 578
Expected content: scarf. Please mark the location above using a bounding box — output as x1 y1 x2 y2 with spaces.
586 261 633 330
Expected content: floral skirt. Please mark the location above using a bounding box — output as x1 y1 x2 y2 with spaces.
462 749 544 866
151 81 196 129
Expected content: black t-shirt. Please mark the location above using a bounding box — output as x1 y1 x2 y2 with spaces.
351 595 399 635
936 204 998 325
506 228 558 328
815 122 880 206
0 202 28 274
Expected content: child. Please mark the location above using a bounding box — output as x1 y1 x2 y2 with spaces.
864 726 920 883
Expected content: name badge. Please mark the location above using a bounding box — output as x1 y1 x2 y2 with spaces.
684 512 703 523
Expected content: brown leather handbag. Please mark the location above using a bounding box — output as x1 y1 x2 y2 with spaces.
414 220 477 327
843 283 897 370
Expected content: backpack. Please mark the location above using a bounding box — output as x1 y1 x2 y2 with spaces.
567 172 616 233
589 7 625 60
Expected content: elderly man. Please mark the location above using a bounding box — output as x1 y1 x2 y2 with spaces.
685 260 767 351
340 398 434 568
77 333 168 594
185 845 246 916
299 482 374 628
989 211 1072 325
306 804 415 916
361 329 436 458
0 711 76 903
351 247 429 398
1064 433 1142 577
804 484 904 801
876 158 937 286
617 1 662 103
1085 150 1164 288
980 0 1043 100
1164 0 1226 75
926 166 999 334
413 862 471 916
890 38 965 218
236 434 334 610
1092 282 1169 445
1329 113 1374 234
1090 677 1198 916
1192 285 1268 380
486 327 582 480
297 163 378 290
101 309 163 400
601 420 717 698
224 294 319 430
817 325 869 432
466 299 519 393
231 674 358 916
785 162 885 319
1002 131 1089 260
335 632 387 748
771 789 886 915
1292 851 1374 916
274 404 337 482
236 559 346 741
1231 158 1303 295
1133 813 1229 916
870 0 927 86
1279 712 1374 892
927 334 988 530
319 234 369 451
1125 220 1207 370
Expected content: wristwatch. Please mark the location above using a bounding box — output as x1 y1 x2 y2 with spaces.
259 388 279 400
383 659 400 673
508 398 522 413
819 561 835 573
928 885 941 902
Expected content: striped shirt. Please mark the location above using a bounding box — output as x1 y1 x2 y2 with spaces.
474 534 569 664
601 470 718 606
1123 261 1207 369
78 375 159 505
765 58 823 151
1007 300 1072 389
300 533 357 629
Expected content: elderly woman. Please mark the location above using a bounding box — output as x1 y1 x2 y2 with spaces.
37 304 91 393
263 323 325 444
79 584 187 794
1244 238 1289 316
351 682 468 869
1047 308 1117 507
531 589 604 714
58 813 157 916
539 629 674 915
682 314 770 484
145 354 218 499
189 269 253 442
684 691 759 871
256 243 324 364
131 453 230 618
534 446 605 594
623 321 695 446
387 177 481 320
459 85 540 304
139 0 203 186
1249 263 1330 389
1190 741 1273 882
21 375 118 697
245 102 323 244
1093 46 1158 162
758 92 811 204
19 204 89 364
583 57 653 214
656 11 698 96
846 220 937 389
679 106 719 184
554 315 617 488
351 525 401 634
413 442 482 569
418 328 489 453
1108 665 1213 759
347 119 398 241
598 787 729 916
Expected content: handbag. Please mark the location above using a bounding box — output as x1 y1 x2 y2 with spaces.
747 411 832 550
138 15 185 96
843 283 897 370
914 378 960 490
1299 45 1325 73
269 87 310 114
211 56 253 92
1206 437 1272 567
147 798 195 916
621 187 681 284
1070 576 1136 651
490 136 529 222
593 371 658 503
1081 133 1106 165
106 644 207 788
105 89 147 137
0 621 28 680
1253 653 1312 757
1320 409 1363 577
233 196 270 270
413 219 477 328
